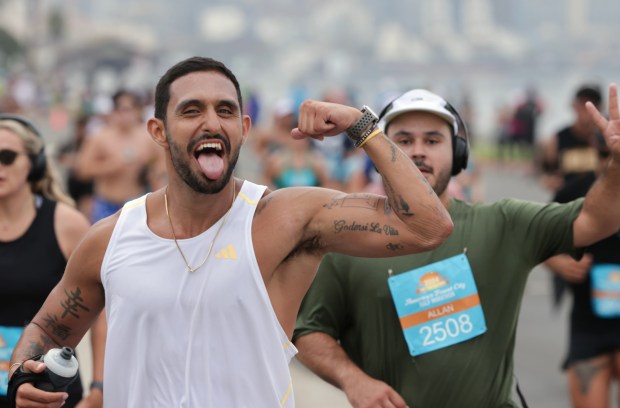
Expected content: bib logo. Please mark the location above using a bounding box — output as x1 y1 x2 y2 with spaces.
416 271 450 294
608 270 620 282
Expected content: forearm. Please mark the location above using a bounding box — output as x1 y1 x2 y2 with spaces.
89 312 107 382
363 133 453 246
295 332 371 392
544 254 571 272
9 322 62 377
575 159 620 246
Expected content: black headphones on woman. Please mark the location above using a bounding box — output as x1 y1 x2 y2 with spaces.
0 113 47 181
378 90 470 176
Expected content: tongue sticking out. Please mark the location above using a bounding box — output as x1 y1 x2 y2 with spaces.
197 152 224 180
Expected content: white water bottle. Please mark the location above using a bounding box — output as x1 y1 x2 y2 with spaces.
35 347 79 392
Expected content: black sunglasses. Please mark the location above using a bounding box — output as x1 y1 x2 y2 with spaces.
0 149 22 166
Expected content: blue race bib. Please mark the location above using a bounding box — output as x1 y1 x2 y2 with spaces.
388 254 486 356
591 264 620 318
0 326 24 396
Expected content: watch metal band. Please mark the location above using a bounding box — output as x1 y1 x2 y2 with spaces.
346 105 378 142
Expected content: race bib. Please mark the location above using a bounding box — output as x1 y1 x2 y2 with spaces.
0 326 24 396
591 264 620 318
388 253 486 356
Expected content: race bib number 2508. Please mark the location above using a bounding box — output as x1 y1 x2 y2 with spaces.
388 254 486 356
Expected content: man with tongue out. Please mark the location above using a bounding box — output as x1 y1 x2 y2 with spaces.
8 57 453 408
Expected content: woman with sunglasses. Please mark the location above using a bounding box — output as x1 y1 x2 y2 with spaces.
0 116 99 408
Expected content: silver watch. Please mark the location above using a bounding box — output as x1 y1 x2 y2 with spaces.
346 105 379 142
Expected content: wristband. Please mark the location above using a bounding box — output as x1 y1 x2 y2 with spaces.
346 105 379 143
355 127 382 148
90 380 103 392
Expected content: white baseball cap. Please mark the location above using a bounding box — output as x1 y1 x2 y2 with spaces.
378 89 458 135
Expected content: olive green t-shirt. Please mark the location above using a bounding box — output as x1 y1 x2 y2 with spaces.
294 198 584 408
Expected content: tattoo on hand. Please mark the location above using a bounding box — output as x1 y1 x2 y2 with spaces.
61 287 90 319
386 243 404 251
324 194 380 210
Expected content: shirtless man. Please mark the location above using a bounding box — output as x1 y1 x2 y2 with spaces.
76 89 163 223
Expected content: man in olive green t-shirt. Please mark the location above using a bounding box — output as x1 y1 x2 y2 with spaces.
294 86 620 407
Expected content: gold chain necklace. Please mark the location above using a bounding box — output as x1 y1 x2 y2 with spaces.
164 184 235 273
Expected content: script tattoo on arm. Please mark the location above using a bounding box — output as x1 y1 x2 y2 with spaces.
333 219 400 235
386 243 404 251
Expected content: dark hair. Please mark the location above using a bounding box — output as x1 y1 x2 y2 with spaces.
575 84 602 107
112 89 142 110
154 56 243 122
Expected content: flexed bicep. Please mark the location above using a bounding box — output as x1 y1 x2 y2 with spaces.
312 190 440 258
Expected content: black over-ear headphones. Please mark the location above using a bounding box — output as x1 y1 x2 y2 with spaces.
0 113 47 181
378 95 470 176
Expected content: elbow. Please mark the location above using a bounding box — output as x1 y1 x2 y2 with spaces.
419 218 454 251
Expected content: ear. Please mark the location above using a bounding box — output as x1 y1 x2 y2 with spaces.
240 114 251 146
148 118 168 148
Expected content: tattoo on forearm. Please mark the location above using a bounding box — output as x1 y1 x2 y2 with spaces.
574 358 611 395
324 194 380 210
42 313 72 341
19 324 61 361
383 178 415 217
60 287 90 319
418 173 435 195
334 220 400 236
386 243 404 251
391 144 398 162
396 195 414 216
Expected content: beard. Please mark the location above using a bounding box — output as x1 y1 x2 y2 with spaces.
413 159 452 197
166 130 241 194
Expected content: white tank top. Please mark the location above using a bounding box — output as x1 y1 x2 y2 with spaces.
101 181 297 408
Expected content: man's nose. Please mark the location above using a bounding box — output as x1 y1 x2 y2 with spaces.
410 140 427 158
200 107 222 135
